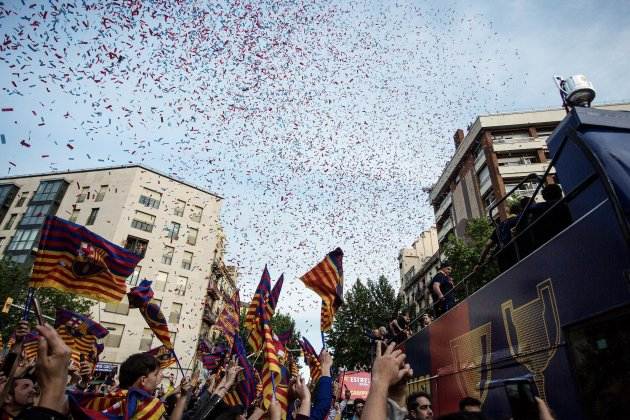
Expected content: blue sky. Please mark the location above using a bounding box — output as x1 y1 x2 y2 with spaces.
1 0 629 351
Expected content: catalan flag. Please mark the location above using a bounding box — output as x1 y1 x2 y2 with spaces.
31 216 143 302
128 280 172 349
299 337 322 384
215 289 241 349
244 266 272 351
22 332 40 362
144 346 176 369
299 248 344 331
223 333 257 408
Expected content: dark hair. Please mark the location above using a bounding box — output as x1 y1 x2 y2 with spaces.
438 413 487 420
459 396 482 411
118 353 159 389
407 391 431 411
542 183 563 201
353 398 366 406
439 261 452 270
508 200 522 215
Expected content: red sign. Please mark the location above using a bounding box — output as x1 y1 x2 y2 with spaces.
337 371 371 400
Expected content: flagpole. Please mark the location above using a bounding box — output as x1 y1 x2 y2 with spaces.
320 331 326 350
171 348 186 380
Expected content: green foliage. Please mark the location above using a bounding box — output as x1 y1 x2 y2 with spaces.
0 259 92 341
328 276 403 370
441 218 499 299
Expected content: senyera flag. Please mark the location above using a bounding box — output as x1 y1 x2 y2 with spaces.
128 280 172 349
299 248 344 331
31 216 142 302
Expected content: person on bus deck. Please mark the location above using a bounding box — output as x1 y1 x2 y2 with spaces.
476 200 523 273
389 312 411 343
526 183 572 247
429 262 454 318
420 312 433 329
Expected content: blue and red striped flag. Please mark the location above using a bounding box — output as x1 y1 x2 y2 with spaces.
299 337 322 384
128 280 172 349
55 309 109 370
201 347 227 372
269 273 284 313
144 345 176 369
69 387 164 419
224 333 257 408
31 216 142 302
299 248 344 331
215 289 240 349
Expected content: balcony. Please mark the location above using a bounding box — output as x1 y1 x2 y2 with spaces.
437 218 454 243
434 194 452 222
498 162 553 178
131 219 154 233
202 309 218 325
207 282 220 299
492 137 547 153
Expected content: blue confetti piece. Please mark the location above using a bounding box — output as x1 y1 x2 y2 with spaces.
0 134 5 144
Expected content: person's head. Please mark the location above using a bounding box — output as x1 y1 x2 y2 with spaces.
508 200 522 216
353 398 366 416
118 353 162 392
379 326 388 336
439 262 452 276
3 377 37 412
542 184 563 202
407 391 433 420
421 313 432 327
459 396 482 412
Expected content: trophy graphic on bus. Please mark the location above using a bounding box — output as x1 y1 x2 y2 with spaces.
450 322 493 404
501 279 560 400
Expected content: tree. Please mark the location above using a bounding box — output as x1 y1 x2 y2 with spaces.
441 217 498 300
0 259 92 341
327 276 403 370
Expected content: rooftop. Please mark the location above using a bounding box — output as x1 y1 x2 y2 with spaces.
0 164 223 200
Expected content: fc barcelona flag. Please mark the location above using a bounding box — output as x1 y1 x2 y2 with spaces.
128 280 172 349
244 266 272 350
31 216 142 302
215 290 240 349
144 346 176 369
299 248 344 331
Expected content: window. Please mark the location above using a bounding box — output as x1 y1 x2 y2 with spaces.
187 227 198 246
68 208 80 223
167 221 180 241
169 303 182 324
127 265 142 285
77 186 89 203
104 297 130 315
174 200 186 217
175 276 188 296
95 185 108 202
15 193 28 207
20 204 52 226
86 208 99 225
131 210 155 232
139 328 153 351
7 229 38 251
102 322 125 348
124 236 148 257
138 188 161 209
33 180 65 202
169 331 177 346
190 205 203 223
181 251 193 270
162 245 174 265
155 271 168 292
0 184 18 207
4 214 17 230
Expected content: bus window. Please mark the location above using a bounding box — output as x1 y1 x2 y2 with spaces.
565 307 630 419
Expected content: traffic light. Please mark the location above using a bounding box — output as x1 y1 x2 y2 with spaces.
2 297 13 314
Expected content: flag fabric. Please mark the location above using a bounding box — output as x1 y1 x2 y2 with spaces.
31 216 143 302
299 248 344 331
69 387 165 420
214 289 241 348
261 294 282 410
201 350 226 372
22 332 40 361
54 308 108 369
244 266 272 351
299 337 322 384
269 274 284 314
128 280 172 349
276 328 292 348
144 346 176 369
223 334 257 408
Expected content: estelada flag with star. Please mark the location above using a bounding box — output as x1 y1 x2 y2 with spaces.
299 248 344 331
31 216 142 302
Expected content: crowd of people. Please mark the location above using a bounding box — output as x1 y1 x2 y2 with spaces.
0 317 559 420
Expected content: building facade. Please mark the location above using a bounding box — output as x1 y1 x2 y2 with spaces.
0 165 232 372
430 103 630 247
398 227 439 316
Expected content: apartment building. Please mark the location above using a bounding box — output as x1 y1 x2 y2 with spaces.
0 165 231 372
398 227 440 317
430 103 630 247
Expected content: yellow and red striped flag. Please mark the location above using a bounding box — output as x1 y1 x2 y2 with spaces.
300 248 344 331
244 266 272 352
31 217 142 302
215 290 241 349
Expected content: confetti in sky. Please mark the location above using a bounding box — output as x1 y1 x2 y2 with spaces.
1 0 629 346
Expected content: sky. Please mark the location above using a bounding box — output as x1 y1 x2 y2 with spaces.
1 0 629 351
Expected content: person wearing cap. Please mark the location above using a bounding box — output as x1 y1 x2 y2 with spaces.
429 262 454 318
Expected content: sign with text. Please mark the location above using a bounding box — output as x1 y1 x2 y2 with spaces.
337 371 371 400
